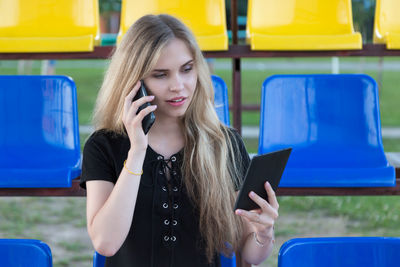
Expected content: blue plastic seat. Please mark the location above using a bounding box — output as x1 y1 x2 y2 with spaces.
212 75 230 126
220 253 236 267
93 251 236 266
0 239 52 267
278 237 400 267
0 75 81 187
258 74 395 187
93 251 105 267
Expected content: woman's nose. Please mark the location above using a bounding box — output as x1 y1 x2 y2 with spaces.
169 74 184 91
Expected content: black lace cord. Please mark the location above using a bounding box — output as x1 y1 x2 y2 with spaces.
162 157 181 267
146 156 176 266
169 160 181 267
148 158 163 267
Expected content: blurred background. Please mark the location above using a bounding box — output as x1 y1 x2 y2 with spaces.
1 0 400 266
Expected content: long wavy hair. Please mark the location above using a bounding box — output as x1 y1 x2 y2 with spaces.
92 14 244 262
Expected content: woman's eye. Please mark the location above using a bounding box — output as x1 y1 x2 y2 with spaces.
183 66 192 72
153 73 166 78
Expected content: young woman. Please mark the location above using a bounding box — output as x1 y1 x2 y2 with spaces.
80 14 279 267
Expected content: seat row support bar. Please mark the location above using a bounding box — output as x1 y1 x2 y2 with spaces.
0 169 397 197
2 44 400 60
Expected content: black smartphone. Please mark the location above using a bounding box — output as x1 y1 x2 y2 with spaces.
132 81 156 134
234 148 292 211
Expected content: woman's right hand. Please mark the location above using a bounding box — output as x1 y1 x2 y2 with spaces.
122 81 157 151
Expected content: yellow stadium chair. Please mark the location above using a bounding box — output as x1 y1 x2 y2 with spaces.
246 0 362 50
117 0 228 51
374 0 400 49
0 0 100 53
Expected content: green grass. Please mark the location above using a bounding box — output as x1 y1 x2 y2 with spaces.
383 138 400 152
279 195 400 236
58 241 88 253
62 69 103 124
0 198 56 235
243 137 258 154
80 133 91 151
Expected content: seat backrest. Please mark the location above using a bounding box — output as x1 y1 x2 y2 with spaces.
0 0 100 52
212 75 230 126
278 237 400 267
374 0 400 43
258 74 386 168
0 239 52 267
247 0 356 35
117 0 228 50
0 75 81 187
93 251 105 267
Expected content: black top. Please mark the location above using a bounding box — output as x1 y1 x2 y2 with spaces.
80 128 250 267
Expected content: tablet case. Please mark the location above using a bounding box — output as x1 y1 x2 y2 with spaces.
234 148 292 211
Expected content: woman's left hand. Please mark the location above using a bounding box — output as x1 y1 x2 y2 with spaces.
235 181 279 244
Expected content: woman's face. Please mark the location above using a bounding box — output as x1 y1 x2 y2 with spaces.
143 38 197 120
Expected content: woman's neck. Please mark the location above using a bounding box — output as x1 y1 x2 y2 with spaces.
147 116 185 158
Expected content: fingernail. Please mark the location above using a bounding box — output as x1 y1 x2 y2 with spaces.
250 191 255 197
152 105 157 109
236 209 242 215
149 95 155 99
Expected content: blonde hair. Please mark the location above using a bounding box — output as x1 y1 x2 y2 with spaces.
93 14 243 262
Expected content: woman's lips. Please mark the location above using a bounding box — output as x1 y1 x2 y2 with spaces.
166 97 187 106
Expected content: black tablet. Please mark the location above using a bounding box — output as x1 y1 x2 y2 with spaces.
234 148 292 211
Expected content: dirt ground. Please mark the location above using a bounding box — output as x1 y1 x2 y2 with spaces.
0 197 353 267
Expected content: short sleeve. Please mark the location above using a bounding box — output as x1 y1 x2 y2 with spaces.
228 128 251 190
80 131 117 189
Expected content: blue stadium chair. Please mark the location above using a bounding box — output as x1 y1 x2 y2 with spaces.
0 239 52 267
0 75 81 187
278 237 400 267
258 74 395 187
212 75 230 126
93 251 236 267
93 251 105 267
220 252 236 267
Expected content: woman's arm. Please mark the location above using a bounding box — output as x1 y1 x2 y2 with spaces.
236 182 279 265
86 148 145 257
86 81 157 256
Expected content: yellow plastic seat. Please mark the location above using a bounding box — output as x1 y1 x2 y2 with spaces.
374 0 400 49
117 0 228 51
246 0 362 50
0 0 100 53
